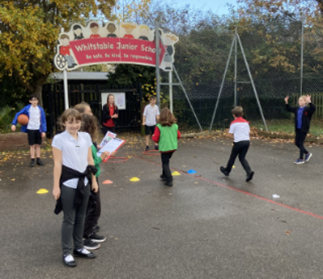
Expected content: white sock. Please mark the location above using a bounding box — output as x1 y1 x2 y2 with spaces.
77 248 90 254
64 254 74 262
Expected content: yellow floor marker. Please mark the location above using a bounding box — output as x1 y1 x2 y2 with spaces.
103 180 113 184
172 171 181 176
232 166 235 168
37 189 48 194
130 177 140 182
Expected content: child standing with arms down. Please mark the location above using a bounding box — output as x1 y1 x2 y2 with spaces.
143 96 160 151
11 95 47 167
152 108 181 186
220 106 254 182
285 95 316 164
102 94 118 134
52 109 99 267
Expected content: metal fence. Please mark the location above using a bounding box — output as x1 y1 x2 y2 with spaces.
161 17 323 132
42 18 323 134
42 81 142 137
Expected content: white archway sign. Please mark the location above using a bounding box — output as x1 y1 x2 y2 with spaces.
54 21 179 109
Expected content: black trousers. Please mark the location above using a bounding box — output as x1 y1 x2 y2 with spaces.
83 178 101 238
224 141 251 175
295 129 308 159
161 152 174 182
102 125 115 135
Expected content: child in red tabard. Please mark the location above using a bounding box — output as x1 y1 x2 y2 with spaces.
220 106 254 182
152 108 181 187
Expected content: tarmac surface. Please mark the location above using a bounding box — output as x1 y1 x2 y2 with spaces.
1 135 323 279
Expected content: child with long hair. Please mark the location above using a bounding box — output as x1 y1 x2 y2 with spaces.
285 94 316 164
102 94 118 134
152 108 181 186
80 114 109 250
52 109 99 267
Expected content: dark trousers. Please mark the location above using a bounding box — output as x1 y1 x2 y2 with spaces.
161 152 174 182
224 141 252 175
61 185 90 255
295 129 308 159
102 125 115 135
83 179 101 238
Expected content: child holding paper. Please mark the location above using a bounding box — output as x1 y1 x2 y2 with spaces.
80 114 110 250
152 108 181 187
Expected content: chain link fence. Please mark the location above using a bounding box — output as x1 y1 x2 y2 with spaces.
161 17 323 132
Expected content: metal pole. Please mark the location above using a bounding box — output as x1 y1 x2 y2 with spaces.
236 33 268 132
63 69 69 109
300 19 304 96
234 26 238 106
155 21 160 108
169 68 173 113
209 35 236 131
173 66 203 132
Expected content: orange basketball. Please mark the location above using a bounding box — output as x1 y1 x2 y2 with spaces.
17 114 29 125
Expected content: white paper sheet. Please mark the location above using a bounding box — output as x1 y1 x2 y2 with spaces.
97 138 125 157
99 131 117 148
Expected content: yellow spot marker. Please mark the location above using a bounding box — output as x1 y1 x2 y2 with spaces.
172 171 181 176
232 166 235 168
103 180 113 184
37 189 49 194
130 177 140 182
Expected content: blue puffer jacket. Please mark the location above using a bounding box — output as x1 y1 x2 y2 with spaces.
12 104 47 133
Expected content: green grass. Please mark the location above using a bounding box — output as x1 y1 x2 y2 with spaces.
251 118 323 137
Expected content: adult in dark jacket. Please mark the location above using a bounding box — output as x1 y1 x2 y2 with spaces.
285 94 316 164
101 94 118 134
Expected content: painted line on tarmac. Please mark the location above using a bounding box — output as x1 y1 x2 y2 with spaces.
135 155 323 221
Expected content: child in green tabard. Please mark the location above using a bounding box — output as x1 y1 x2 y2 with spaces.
152 108 181 187
80 114 110 250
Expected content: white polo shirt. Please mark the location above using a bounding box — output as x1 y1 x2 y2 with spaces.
229 117 250 143
52 131 92 189
27 106 40 130
143 104 160 126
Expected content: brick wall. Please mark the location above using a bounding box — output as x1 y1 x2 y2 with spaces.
0 133 46 151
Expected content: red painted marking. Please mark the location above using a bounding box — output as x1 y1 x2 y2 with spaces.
106 156 128 163
135 156 323 221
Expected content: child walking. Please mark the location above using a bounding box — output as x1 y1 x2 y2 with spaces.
11 95 47 167
152 108 181 186
52 109 99 267
143 96 160 151
220 106 254 182
285 95 316 164
80 114 109 250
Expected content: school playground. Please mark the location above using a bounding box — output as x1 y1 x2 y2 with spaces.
1 135 323 279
